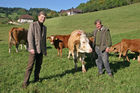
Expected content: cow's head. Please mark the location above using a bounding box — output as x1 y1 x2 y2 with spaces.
76 34 92 53
109 43 121 53
47 35 56 45
109 46 116 53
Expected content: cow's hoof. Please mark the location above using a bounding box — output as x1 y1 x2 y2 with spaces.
82 69 86 73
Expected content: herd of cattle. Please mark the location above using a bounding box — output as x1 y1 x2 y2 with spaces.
8 27 140 72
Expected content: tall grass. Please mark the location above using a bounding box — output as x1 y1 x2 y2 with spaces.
0 3 140 93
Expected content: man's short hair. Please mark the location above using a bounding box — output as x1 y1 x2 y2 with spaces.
38 11 46 16
94 19 102 25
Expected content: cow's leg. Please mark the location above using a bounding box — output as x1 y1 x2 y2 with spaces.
20 44 23 50
16 44 19 52
9 42 12 53
133 52 138 60
119 51 122 59
82 61 86 72
68 50 71 59
59 43 63 57
126 50 130 62
68 50 70 59
123 50 129 62
57 48 60 56
81 56 86 73
60 48 62 57
74 58 77 71
74 50 78 71
24 44 27 50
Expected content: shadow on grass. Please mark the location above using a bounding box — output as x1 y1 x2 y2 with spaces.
110 61 130 74
85 53 96 71
39 67 82 82
109 53 138 61
46 46 52 49
38 53 96 82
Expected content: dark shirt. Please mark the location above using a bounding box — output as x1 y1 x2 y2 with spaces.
38 21 43 34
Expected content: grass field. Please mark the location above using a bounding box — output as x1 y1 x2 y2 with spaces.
0 3 140 93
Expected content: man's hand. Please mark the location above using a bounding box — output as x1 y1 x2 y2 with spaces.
29 49 35 54
105 47 110 52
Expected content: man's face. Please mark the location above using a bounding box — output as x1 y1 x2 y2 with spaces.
38 14 46 23
96 22 102 30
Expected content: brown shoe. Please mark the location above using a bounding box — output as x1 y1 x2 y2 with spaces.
97 72 102 77
108 74 113 78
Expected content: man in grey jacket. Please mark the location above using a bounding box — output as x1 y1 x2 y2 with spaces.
93 19 113 77
22 11 47 88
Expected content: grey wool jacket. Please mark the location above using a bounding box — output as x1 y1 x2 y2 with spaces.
28 21 47 55
93 26 112 52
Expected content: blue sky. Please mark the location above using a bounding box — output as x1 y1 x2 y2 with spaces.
0 0 89 11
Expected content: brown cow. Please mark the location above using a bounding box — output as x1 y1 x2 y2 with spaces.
8 27 28 53
68 30 92 72
119 39 140 62
47 34 70 57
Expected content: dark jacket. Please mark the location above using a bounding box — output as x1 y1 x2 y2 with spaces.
28 21 47 55
93 26 112 51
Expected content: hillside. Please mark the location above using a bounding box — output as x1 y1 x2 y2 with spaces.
45 3 140 42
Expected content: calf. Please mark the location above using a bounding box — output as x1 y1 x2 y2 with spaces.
119 39 140 62
47 35 70 57
8 27 28 53
68 30 92 72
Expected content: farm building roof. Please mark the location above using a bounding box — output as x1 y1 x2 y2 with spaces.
19 14 33 20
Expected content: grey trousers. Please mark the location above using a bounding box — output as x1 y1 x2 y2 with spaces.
95 46 112 75
23 53 43 84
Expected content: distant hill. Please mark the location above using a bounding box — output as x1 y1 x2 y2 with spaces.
45 3 140 42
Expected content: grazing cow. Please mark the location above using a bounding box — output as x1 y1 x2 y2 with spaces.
109 42 137 61
8 27 28 53
119 39 140 62
68 30 92 72
47 34 70 57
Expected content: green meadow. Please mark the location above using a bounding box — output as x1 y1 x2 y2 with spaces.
0 3 140 93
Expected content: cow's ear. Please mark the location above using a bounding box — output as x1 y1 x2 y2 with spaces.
77 31 82 36
77 33 81 36
74 40 80 45
47 37 51 39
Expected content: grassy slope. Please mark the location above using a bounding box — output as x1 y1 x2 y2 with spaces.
0 3 140 93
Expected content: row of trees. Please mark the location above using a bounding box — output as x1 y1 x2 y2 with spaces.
77 0 140 13
0 7 59 21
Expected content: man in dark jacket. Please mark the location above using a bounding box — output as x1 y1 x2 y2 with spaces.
93 19 113 77
22 11 47 88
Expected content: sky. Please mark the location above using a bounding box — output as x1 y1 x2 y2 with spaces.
0 0 89 11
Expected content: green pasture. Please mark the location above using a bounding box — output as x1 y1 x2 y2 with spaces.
0 3 140 93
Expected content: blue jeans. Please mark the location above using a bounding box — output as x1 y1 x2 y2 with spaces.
95 46 112 75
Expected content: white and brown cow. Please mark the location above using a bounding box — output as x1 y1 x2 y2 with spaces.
68 30 92 72
8 27 28 53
